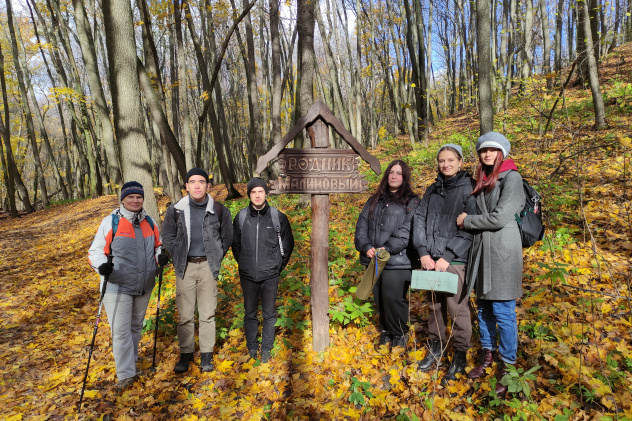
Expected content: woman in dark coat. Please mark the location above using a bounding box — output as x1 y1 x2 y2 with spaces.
412 144 477 384
456 132 525 395
354 160 420 349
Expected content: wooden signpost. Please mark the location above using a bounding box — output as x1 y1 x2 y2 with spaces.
256 100 381 352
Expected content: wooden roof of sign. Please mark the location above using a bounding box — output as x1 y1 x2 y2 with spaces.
255 100 382 175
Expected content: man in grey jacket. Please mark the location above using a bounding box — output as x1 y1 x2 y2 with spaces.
162 168 233 373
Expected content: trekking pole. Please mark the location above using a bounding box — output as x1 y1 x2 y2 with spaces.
151 263 165 370
78 255 113 414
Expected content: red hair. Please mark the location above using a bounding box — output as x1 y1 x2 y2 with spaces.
471 151 504 195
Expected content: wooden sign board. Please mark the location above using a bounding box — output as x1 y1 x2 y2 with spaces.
255 100 381 352
269 149 368 194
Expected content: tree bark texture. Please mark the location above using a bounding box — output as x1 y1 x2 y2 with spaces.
73 0 122 189
103 0 160 222
580 0 607 128
6 0 49 206
477 0 494 135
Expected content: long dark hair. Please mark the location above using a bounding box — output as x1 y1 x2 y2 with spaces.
369 160 415 216
471 150 504 195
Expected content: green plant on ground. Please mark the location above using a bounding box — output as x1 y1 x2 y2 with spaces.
396 408 421 421
540 226 577 254
488 365 545 420
537 261 569 292
329 294 374 327
347 375 373 406
276 297 309 331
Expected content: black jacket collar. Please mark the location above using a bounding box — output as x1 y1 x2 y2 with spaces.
248 200 269 216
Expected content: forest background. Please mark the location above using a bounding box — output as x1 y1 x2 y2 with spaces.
0 0 631 419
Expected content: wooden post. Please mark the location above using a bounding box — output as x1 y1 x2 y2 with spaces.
310 119 330 351
255 101 380 352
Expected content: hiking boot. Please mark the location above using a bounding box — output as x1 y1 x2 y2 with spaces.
441 350 468 385
248 348 258 360
374 331 392 351
468 349 494 379
418 340 443 372
495 361 510 396
200 352 214 372
116 375 138 390
391 333 410 349
261 349 272 364
174 353 193 374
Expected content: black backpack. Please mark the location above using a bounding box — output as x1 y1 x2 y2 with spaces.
237 207 285 257
502 173 544 247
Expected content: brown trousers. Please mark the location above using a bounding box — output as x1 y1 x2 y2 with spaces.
426 264 472 351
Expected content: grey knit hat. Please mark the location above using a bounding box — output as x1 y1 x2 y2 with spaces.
475 131 511 158
438 143 463 159
247 177 269 196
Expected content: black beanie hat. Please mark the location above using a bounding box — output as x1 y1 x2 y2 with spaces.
247 177 268 196
186 167 209 183
120 181 144 201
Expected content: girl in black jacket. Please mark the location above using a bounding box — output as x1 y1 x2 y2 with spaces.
412 144 477 384
355 160 420 349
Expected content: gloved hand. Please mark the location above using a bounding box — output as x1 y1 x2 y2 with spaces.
98 261 114 276
158 251 169 266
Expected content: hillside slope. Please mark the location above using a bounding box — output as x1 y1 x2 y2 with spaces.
0 44 631 420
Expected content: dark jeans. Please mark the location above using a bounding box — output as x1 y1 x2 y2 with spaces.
241 276 279 351
373 269 411 337
426 264 472 351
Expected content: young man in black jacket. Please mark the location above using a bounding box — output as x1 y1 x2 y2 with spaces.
232 178 294 363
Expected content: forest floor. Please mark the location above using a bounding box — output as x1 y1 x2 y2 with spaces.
1 44 632 420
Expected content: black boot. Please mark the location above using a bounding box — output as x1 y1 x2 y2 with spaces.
248 348 258 360
392 333 410 349
374 331 392 351
174 353 193 374
441 350 468 385
417 340 443 372
200 352 215 372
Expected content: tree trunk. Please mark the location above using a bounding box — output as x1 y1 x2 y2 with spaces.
520 0 534 92
315 2 350 130
296 0 316 145
174 0 194 170
103 0 160 221
243 0 263 174
270 0 283 150
184 2 241 198
137 59 188 183
580 0 607 128
478 0 494 134
73 0 122 189
5 0 49 207
354 0 362 145
0 44 28 214
554 0 564 72
540 0 553 89
23 64 69 201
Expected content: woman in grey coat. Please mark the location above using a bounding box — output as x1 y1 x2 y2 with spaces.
456 132 525 396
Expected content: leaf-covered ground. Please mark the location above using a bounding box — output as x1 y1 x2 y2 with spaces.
1 44 632 420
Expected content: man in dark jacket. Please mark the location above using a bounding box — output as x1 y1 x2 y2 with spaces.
233 177 294 363
162 168 233 373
